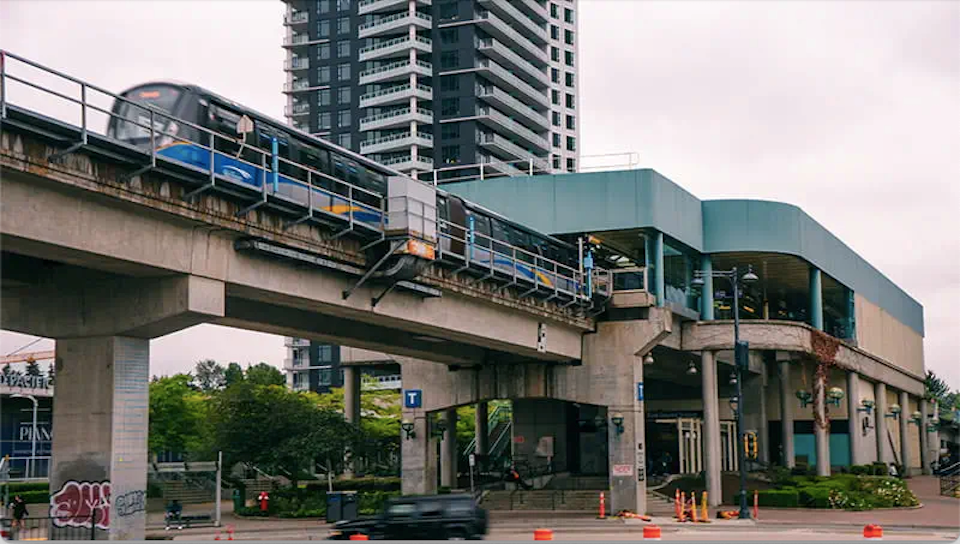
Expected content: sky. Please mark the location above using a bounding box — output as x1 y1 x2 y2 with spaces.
1 1 958 387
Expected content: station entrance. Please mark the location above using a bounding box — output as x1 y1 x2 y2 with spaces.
645 416 738 477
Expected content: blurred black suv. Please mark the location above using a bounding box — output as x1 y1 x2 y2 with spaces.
327 494 488 540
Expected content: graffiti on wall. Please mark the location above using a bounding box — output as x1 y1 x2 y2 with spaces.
114 490 146 518
50 480 111 530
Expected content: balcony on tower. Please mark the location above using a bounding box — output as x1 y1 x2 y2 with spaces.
284 101 311 117
359 59 433 86
476 131 549 172
359 35 433 62
283 10 309 26
477 0 548 45
359 83 433 109
475 58 549 109
474 10 548 66
476 84 549 132
359 0 432 16
360 107 434 132
475 106 549 154
477 38 549 88
361 131 434 155
376 154 435 173
358 11 432 39
283 33 328 48
284 56 310 71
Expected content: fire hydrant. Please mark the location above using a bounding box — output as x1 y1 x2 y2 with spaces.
258 491 270 513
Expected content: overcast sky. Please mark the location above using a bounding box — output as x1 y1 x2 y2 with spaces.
1 1 958 388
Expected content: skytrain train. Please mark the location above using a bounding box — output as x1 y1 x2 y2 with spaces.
107 82 588 298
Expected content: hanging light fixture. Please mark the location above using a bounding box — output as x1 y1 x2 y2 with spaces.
644 353 655 365
686 361 698 375
728 370 737 385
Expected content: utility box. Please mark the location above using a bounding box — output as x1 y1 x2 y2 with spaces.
387 176 437 244
326 491 358 523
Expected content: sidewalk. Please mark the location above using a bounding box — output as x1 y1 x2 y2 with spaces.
753 476 960 531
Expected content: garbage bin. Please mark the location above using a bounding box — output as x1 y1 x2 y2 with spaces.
232 489 244 512
326 491 359 523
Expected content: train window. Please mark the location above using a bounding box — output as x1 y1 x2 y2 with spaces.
208 102 241 137
366 170 386 195
467 212 491 248
437 195 449 223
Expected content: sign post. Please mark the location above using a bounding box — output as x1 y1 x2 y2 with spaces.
468 454 476 497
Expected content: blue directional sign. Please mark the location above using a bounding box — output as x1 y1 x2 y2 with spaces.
404 389 423 409
637 382 644 402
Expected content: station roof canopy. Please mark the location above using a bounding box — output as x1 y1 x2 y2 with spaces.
445 168 923 336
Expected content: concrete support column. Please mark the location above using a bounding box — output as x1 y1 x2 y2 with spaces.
343 367 361 477
778 360 795 468
700 255 714 320
607 349 646 516
919 399 931 475
928 400 941 470
758 362 770 465
51 336 150 540
401 413 436 496
899 391 911 472
475 402 489 456
875 382 891 463
813 373 830 476
809 267 823 331
701 351 722 506
847 372 864 466
343 367 361 425
441 408 458 488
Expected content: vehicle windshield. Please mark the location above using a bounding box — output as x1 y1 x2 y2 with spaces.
113 85 182 141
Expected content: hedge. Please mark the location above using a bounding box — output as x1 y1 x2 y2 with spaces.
304 477 401 493
756 489 799 508
4 482 48 494
15 490 50 504
798 487 832 508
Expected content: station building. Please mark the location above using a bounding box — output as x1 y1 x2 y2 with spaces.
336 167 935 508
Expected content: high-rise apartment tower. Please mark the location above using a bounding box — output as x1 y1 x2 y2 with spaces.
282 0 579 182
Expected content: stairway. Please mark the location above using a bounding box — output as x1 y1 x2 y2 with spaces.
480 489 610 513
646 490 677 516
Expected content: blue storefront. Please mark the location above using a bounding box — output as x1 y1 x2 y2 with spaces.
0 379 54 479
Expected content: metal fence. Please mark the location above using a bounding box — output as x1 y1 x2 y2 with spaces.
1 512 100 540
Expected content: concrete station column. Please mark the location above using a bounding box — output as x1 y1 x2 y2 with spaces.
401 412 437 496
51 337 150 540
919 399 931 475
344 367 361 425
701 351 722 506
778 358 795 468
809 267 824 331
441 408 458 488
847 371 864 466
700 255 715 320
475 402 489 456
899 391 911 473
875 382 891 464
343 367 361 477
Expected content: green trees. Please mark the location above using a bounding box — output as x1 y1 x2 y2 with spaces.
245 362 286 387
148 374 212 458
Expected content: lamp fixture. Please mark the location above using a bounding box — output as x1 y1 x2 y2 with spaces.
686 361 698 375
796 389 813 408
885 404 901 419
644 353 655 365
857 399 875 414
826 387 845 407
432 418 447 438
611 413 625 435
401 419 416 440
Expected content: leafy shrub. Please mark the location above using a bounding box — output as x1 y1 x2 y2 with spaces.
234 507 269 517
850 464 871 476
359 491 401 515
790 466 816 477
767 466 794 487
305 477 401 493
756 488 799 507
798 487 832 508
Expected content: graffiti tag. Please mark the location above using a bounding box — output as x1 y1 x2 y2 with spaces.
115 490 146 517
50 480 111 530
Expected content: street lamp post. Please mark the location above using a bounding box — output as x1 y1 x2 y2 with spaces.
11 394 38 479
692 265 758 520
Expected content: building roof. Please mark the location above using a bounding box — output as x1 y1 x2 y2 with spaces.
445 168 923 336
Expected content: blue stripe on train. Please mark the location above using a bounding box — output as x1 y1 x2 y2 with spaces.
156 143 382 224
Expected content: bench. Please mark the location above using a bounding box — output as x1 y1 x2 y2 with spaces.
165 514 215 529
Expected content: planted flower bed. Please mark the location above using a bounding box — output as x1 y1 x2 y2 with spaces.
756 472 918 511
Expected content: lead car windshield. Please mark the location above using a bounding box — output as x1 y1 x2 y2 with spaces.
111 84 182 141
